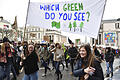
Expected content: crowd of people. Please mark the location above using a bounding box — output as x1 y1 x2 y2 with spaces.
0 37 119 80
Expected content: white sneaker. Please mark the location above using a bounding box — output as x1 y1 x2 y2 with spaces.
65 67 68 71
42 74 46 77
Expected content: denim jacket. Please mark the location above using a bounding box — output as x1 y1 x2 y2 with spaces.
73 58 104 80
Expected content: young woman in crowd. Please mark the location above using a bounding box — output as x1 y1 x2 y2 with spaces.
105 47 114 77
21 44 39 80
0 37 17 80
40 44 51 77
51 43 64 80
73 44 104 80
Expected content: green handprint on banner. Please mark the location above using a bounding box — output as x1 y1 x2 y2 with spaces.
52 21 60 29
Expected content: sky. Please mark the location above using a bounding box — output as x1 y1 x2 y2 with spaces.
0 0 120 42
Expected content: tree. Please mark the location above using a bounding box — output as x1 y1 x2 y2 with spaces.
73 21 77 32
79 22 84 32
68 22 72 31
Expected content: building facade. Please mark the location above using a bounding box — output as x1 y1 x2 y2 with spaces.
45 29 67 43
23 26 45 43
0 17 16 41
91 19 120 49
24 26 67 44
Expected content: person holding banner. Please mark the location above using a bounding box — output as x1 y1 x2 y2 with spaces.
73 44 104 80
21 44 39 80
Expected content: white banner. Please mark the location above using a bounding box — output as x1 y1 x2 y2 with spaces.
27 0 106 39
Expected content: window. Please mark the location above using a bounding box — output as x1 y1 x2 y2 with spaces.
49 35 51 40
92 38 94 45
35 28 37 31
99 34 101 45
100 24 103 29
105 44 109 46
39 28 40 31
115 23 119 29
27 34 28 39
111 44 115 46
96 39 98 45
32 28 34 31
38 33 40 39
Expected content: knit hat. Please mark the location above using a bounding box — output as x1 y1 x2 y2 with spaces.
3 37 9 43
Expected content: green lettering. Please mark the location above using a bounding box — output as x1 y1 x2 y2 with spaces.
74 3 78 11
63 4 67 11
68 4 71 11
71 3 74 11
79 3 83 10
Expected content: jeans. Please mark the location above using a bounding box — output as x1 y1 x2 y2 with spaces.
41 59 50 74
22 71 38 80
11 64 17 79
70 59 75 72
106 62 113 74
65 59 69 68
0 66 4 80
54 61 61 77
0 65 11 80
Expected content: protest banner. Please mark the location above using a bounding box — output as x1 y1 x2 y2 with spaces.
27 0 106 39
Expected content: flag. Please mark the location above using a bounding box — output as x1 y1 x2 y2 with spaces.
12 16 18 30
68 37 73 44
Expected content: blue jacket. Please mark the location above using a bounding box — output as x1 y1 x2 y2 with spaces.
73 58 104 80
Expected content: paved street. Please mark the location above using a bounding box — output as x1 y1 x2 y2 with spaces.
16 58 120 80
101 58 120 75
105 68 120 80
112 69 120 80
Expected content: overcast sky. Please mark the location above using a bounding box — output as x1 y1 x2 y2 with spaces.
0 0 120 42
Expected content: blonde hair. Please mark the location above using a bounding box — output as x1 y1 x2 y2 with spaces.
1 43 5 53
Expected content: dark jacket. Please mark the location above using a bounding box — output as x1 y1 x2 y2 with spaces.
94 49 101 58
105 51 114 63
73 58 104 80
68 47 78 58
23 51 39 75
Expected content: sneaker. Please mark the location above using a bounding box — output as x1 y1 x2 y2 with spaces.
52 67 54 70
106 74 109 77
19 67 24 73
111 72 113 78
42 74 46 77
